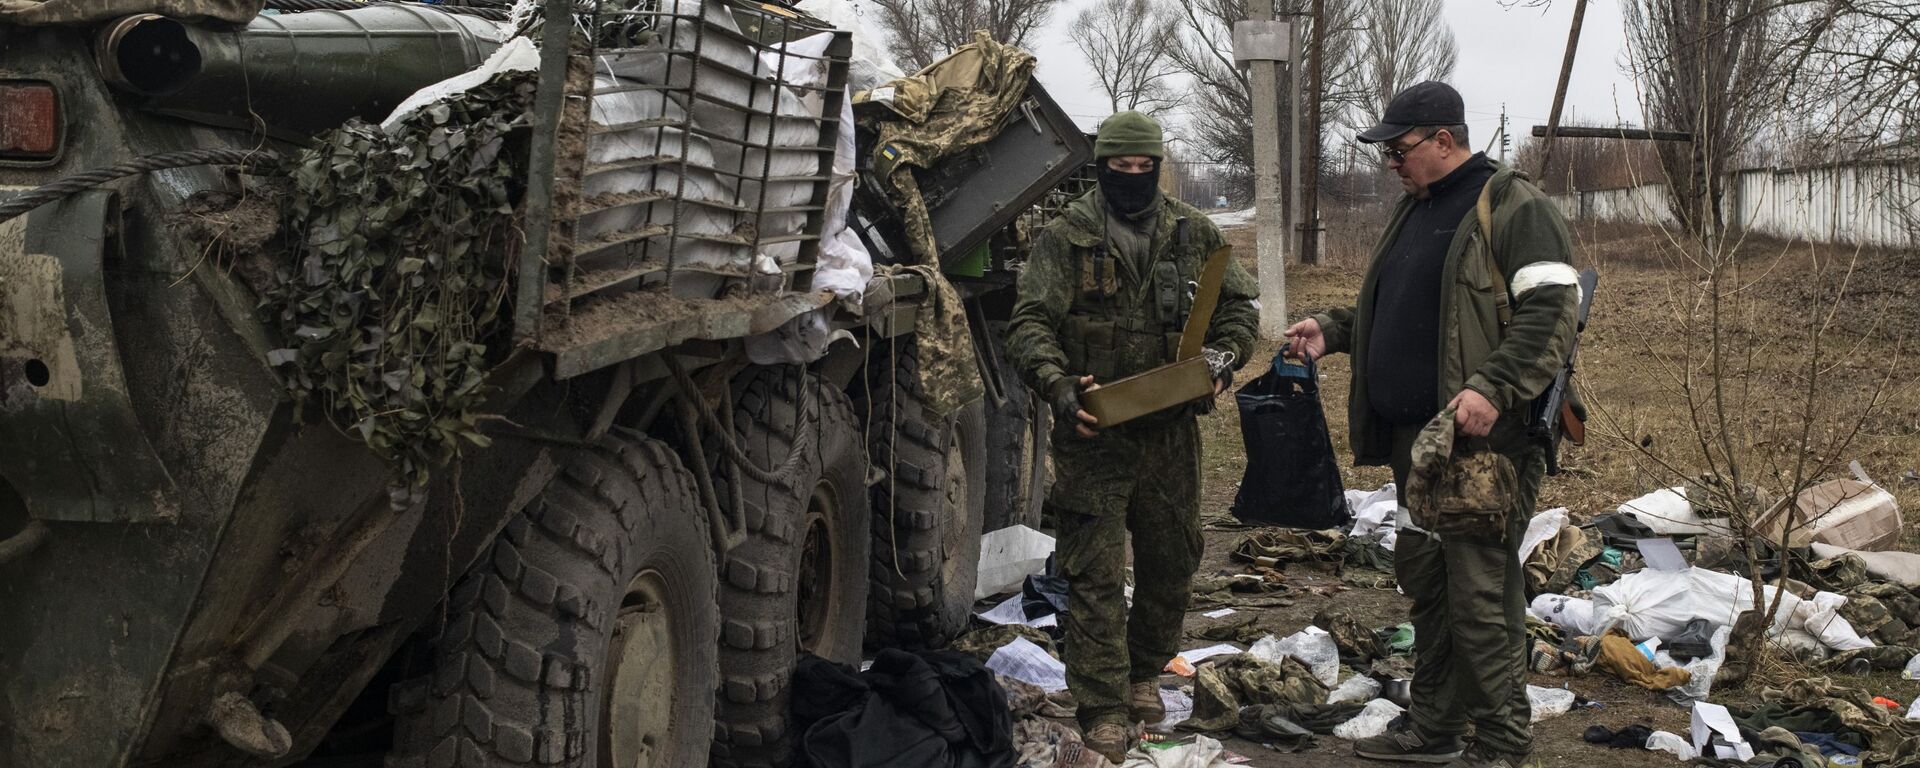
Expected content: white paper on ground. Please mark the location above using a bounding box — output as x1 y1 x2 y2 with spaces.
985 637 1068 692
977 593 1058 629
1690 702 1755 760
1203 608 1237 619
1519 508 1570 565
1638 538 1690 572
1174 644 1245 666
976 525 1055 600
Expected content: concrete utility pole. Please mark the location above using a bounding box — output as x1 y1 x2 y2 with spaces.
1235 3 1291 337
1287 15 1304 269
1499 104 1510 162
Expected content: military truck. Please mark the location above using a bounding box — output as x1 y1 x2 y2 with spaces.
0 1 1088 765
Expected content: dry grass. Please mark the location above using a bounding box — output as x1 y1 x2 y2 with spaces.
1210 219 1920 524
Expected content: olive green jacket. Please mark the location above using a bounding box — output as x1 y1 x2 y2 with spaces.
1314 162 1580 464
1006 190 1260 407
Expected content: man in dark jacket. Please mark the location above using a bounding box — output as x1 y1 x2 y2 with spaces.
1285 82 1580 768
1006 110 1259 762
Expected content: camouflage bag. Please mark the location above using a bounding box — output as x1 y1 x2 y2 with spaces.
1405 407 1518 539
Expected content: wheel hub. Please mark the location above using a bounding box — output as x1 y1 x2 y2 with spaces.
796 484 837 654
604 571 675 768
938 437 968 590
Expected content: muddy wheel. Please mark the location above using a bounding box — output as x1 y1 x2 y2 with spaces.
389 436 717 768
982 320 1048 532
855 337 987 650
708 366 868 768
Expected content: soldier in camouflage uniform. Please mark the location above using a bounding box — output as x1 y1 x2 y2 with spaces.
1287 83 1578 768
1006 110 1260 762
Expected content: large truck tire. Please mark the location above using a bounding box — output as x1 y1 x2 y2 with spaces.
855 337 987 650
982 320 1049 532
708 366 869 768
388 436 718 768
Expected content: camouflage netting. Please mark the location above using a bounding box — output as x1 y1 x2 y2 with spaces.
265 69 535 502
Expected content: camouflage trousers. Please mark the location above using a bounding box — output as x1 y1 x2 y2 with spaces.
1050 414 1203 729
1389 423 1545 756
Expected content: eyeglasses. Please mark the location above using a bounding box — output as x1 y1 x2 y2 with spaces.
1380 128 1443 163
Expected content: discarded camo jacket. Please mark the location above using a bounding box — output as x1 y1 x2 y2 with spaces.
1312 161 1580 465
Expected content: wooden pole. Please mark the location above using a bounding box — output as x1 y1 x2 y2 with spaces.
1536 0 1590 178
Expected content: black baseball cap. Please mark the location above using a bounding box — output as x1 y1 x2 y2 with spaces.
1356 81 1465 144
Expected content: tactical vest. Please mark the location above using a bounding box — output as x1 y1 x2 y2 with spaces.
1059 211 1204 383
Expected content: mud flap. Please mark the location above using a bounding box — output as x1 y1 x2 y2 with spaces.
0 189 177 521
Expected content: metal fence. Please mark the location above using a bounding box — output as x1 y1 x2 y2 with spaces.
1548 160 1918 248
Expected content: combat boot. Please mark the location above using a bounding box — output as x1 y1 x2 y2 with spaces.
1084 721 1132 764
1129 681 1165 724
1352 715 1465 763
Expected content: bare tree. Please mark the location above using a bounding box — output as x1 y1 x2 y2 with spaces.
1352 0 1458 124
1622 0 1778 234
1069 0 1180 114
869 0 1064 70
1165 0 1366 180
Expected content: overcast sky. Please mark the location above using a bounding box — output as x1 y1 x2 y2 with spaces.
1020 0 1646 161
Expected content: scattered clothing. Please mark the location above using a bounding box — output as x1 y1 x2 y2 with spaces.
1181 654 1329 733
790 649 1016 768
1311 609 1387 664
1586 630 1693 691
1582 723 1654 749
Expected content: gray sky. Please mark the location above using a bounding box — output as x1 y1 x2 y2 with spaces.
1023 0 1645 162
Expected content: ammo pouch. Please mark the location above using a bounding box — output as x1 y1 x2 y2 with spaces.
1405 408 1519 539
1424 447 1519 538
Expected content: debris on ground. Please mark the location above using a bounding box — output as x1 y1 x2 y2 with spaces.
978 525 1056 599
790 649 1016 766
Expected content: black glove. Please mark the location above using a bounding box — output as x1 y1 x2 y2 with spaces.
1048 377 1084 424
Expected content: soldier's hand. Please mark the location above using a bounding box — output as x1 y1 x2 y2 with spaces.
1448 389 1498 437
1050 375 1101 438
1283 318 1326 359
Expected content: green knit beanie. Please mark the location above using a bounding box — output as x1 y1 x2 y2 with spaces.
1094 111 1164 159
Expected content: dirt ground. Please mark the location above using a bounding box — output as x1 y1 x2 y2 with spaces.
1148 219 1920 766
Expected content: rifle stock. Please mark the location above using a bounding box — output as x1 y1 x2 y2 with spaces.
1530 268 1599 475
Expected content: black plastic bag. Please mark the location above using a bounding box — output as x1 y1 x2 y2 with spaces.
1230 349 1347 528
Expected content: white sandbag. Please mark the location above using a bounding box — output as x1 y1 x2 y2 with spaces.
1249 627 1339 687
1332 699 1405 741
1591 567 1804 642
794 0 905 90
1527 685 1576 722
1530 594 1599 637
1796 591 1874 651
809 89 872 301
1519 508 1570 566
1617 487 1733 536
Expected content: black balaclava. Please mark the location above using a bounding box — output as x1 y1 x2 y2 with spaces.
1098 164 1162 217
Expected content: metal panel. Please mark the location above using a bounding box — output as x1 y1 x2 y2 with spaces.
0 190 178 522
